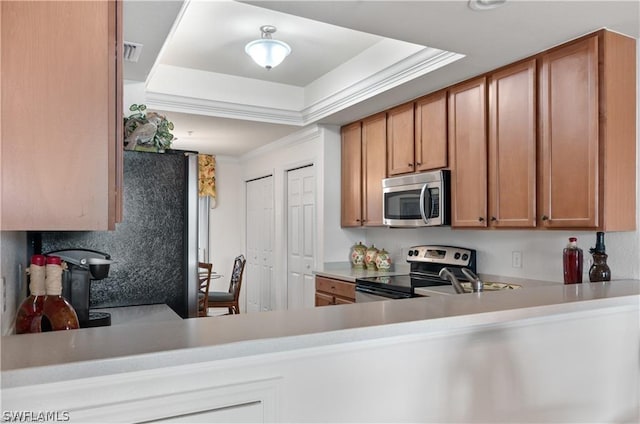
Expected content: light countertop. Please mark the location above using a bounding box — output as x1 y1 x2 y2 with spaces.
2 279 639 389
92 304 182 326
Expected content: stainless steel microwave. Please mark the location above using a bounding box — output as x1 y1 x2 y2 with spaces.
382 170 450 227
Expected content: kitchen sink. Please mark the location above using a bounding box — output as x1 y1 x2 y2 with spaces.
460 282 522 293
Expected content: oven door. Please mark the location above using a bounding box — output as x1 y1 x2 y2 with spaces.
355 285 414 302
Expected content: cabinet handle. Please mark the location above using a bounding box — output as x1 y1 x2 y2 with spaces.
356 218 361 222
478 217 485 222
408 163 414 168
416 162 422 166
491 216 497 222
541 215 549 221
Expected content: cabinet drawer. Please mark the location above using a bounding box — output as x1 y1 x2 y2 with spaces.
315 292 334 307
334 296 354 305
316 276 355 300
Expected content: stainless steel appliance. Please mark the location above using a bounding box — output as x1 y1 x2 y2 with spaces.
382 170 450 227
355 245 476 302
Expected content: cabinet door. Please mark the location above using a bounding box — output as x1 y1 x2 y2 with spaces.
1 1 122 230
488 59 537 228
341 122 363 227
415 91 448 172
448 77 488 228
539 36 598 228
362 113 387 227
386 103 415 176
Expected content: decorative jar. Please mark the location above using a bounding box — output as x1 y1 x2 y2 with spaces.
365 245 379 270
350 242 366 268
375 249 392 271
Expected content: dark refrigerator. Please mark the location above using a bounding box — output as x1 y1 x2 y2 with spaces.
33 150 199 319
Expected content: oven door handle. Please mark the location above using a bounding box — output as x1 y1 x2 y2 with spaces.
419 184 429 222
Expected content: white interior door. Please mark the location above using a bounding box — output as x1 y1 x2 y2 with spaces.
245 176 274 313
287 165 316 310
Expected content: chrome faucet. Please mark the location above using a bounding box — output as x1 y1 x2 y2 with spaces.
438 267 466 294
461 268 484 293
438 267 484 294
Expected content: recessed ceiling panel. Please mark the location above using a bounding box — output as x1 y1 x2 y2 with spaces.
158 0 385 87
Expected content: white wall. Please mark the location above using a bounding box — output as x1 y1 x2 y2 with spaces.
237 126 327 310
207 158 243 292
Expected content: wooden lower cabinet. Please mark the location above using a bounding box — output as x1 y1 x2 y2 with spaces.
315 276 355 306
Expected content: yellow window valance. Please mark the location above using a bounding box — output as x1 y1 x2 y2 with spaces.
198 154 216 200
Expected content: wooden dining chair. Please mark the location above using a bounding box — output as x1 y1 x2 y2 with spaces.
207 255 246 315
197 262 213 317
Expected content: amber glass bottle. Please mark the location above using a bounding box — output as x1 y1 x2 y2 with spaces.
15 255 47 334
563 237 583 284
42 256 79 331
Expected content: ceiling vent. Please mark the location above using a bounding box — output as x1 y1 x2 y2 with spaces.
123 41 143 63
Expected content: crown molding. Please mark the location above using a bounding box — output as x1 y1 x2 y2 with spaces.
143 48 464 127
145 92 304 126
241 125 322 161
301 49 464 123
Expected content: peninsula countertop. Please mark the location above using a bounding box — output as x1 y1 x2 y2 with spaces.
2 280 639 389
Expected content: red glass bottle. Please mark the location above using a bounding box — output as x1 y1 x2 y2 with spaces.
42 256 80 331
563 237 583 285
15 255 47 334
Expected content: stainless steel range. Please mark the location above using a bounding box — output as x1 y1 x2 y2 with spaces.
355 245 477 302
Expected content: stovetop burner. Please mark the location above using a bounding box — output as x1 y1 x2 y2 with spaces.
355 245 477 295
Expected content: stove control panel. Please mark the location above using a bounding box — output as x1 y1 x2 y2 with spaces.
406 245 475 267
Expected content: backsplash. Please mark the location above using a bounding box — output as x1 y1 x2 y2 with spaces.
343 227 639 282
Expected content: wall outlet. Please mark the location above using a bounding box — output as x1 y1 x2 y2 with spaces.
512 251 523 268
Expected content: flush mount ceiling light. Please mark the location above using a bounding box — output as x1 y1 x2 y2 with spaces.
245 25 291 70
468 0 507 11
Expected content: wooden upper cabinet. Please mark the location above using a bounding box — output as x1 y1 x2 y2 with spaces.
362 113 387 227
387 92 447 177
539 36 599 229
340 114 387 228
448 77 488 228
1 1 123 230
415 90 448 173
488 59 537 228
539 31 636 231
387 103 415 176
341 122 363 227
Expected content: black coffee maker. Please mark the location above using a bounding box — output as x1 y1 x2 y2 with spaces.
44 248 114 328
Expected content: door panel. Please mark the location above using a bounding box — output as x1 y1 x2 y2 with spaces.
488 59 537 227
540 36 598 228
449 77 488 227
245 176 274 313
287 166 316 310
